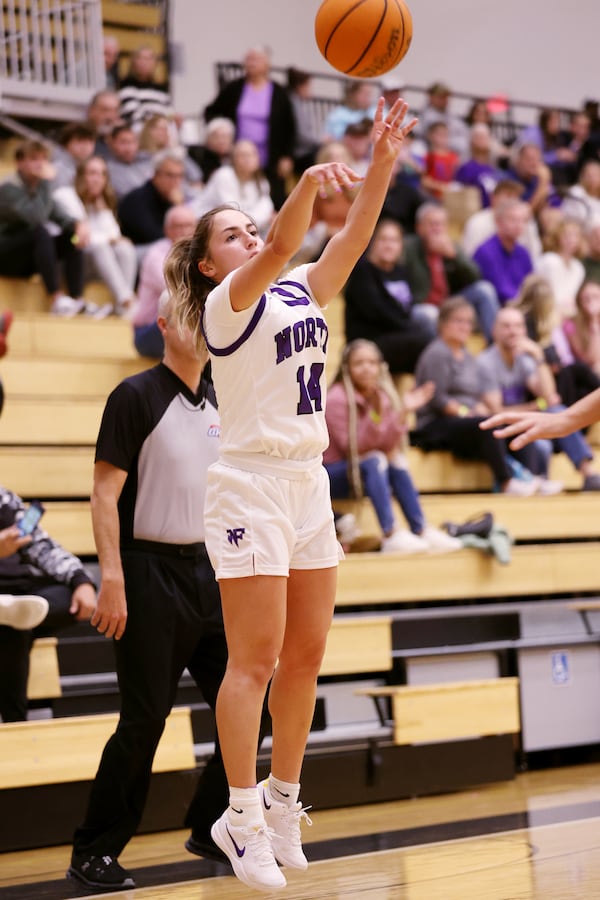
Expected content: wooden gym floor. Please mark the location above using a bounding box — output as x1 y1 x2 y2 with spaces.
2 760 600 899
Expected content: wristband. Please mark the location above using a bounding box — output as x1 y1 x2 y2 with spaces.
457 404 469 417
535 397 548 411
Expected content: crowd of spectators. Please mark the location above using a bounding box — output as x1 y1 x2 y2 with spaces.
2 36 600 498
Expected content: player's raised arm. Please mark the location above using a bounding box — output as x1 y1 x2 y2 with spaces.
308 98 418 306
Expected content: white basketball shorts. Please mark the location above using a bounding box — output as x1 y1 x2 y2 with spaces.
204 460 342 580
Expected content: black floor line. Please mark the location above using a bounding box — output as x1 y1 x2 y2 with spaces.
3 798 600 899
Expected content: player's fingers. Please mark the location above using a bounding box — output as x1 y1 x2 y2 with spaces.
491 421 532 439
509 432 533 450
387 97 407 120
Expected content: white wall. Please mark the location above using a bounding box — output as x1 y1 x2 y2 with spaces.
169 0 598 131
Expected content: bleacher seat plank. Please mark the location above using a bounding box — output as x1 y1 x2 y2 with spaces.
320 615 392 676
0 707 195 789
357 677 520 744
6 314 140 361
0 277 114 314
0 398 104 444
336 543 600 607
101 0 162 28
0 447 94 497
406 448 583 492
28 638 61 701
336 492 600 541
43 502 94 554
1 357 149 398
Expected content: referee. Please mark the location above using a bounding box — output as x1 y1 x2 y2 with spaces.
68 290 230 891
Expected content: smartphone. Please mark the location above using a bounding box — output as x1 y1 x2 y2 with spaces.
17 500 45 536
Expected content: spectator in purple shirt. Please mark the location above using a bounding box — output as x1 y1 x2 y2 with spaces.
473 198 534 304
455 124 504 208
203 46 296 209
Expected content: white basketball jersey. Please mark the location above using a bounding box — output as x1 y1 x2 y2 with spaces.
203 264 329 464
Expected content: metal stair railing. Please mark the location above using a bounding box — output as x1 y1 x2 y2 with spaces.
0 0 104 121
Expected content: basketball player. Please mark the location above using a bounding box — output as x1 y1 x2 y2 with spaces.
481 386 600 448
165 96 417 893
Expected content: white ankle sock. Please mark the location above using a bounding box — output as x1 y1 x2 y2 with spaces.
227 786 263 826
268 774 300 806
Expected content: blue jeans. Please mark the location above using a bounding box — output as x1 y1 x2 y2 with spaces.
325 453 425 535
460 281 500 344
134 322 164 359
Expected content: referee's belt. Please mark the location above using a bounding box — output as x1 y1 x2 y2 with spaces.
122 539 207 558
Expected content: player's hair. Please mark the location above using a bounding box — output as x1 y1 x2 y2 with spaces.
164 203 256 349
333 339 403 499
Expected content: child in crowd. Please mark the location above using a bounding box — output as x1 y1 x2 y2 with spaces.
324 339 462 553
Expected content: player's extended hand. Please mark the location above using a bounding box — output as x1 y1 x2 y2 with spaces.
479 409 568 450
371 97 418 160
305 161 364 198
91 577 128 640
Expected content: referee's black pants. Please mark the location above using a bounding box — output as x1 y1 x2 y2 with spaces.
72 543 229 857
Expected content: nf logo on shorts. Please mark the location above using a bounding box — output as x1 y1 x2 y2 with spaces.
227 527 246 547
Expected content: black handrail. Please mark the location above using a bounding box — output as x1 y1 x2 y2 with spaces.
215 61 579 149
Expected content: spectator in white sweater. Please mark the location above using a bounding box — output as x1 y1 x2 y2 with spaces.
536 217 586 320
53 156 138 316
193 139 275 236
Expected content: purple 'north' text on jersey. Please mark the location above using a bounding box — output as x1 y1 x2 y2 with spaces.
274 316 328 364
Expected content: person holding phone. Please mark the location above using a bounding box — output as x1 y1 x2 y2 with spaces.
0 486 96 722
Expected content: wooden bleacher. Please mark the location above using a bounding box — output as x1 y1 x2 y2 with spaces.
2 269 600 851
101 0 168 82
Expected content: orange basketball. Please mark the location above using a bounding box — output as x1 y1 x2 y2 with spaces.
315 0 413 78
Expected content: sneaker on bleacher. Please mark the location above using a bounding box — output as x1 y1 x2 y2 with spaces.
536 478 563 496
582 473 600 492
0 594 48 630
334 512 361 546
421 525 462 552
51 295 86 317
503 477 539 497
84 301 114 319
381 529 428 553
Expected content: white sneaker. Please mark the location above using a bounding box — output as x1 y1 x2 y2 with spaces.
261 780 312 870
84 301 114 319
51 295 86 317
421 525 462 553
503 477 539 497
334 512 361 545
0 594 48 629
536 478 564 496
381 529 428 554
210 809 286 892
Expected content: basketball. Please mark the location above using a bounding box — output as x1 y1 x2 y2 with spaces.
314 0 413 79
